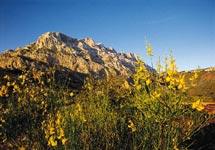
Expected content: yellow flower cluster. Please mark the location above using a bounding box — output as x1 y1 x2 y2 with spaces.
165 74 187 91
70 103 87 123
43 112 67 147
133 60 152 91
0 85 9 97
151 91 161 99
0 76 22 97
166 55 177 76
192 100 204 111
146 42 153 57
164 56 187 91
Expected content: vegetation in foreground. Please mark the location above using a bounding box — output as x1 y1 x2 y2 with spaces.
0 47 214 150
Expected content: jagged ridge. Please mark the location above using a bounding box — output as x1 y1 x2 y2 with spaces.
0 32 141 78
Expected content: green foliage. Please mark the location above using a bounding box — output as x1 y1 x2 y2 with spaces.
0 58 214 149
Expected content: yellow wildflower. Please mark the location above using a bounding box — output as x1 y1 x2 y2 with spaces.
56 119 61 128
49 126 55 135
123 80 130 90
146 78 151 86
136 84 142 91
152 91 161 99
62 138 67 145
128 120 136 132
48 136 57 147
146 42 153 56
169 55 177 73
85 82 93 90
165 76 171 82
76 103 82 112
192 100 204 111
138 65 146 73
0 85 8 97
80 115 87 122
13 84 21 93
177 75 186 90
43 112 68 147
57 128 65 139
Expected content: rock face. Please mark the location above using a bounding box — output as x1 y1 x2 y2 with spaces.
0 32 140 78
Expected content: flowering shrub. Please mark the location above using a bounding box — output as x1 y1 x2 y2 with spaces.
0 45 214 149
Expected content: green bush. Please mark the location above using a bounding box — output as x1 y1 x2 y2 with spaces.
0 57 213 149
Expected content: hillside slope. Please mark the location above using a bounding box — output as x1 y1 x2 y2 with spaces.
183 69 215 101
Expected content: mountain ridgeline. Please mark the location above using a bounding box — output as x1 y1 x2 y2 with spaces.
0 32 214 99
0 32 140 78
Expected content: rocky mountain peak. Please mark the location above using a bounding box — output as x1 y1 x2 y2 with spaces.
83 37 95 47
35 32 76 50
37 32 71 42
0 32 144 79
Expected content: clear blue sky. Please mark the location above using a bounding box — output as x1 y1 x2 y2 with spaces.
0 0 214 70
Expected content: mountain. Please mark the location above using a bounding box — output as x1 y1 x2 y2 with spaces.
0 32 141 83
1 32 214 100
